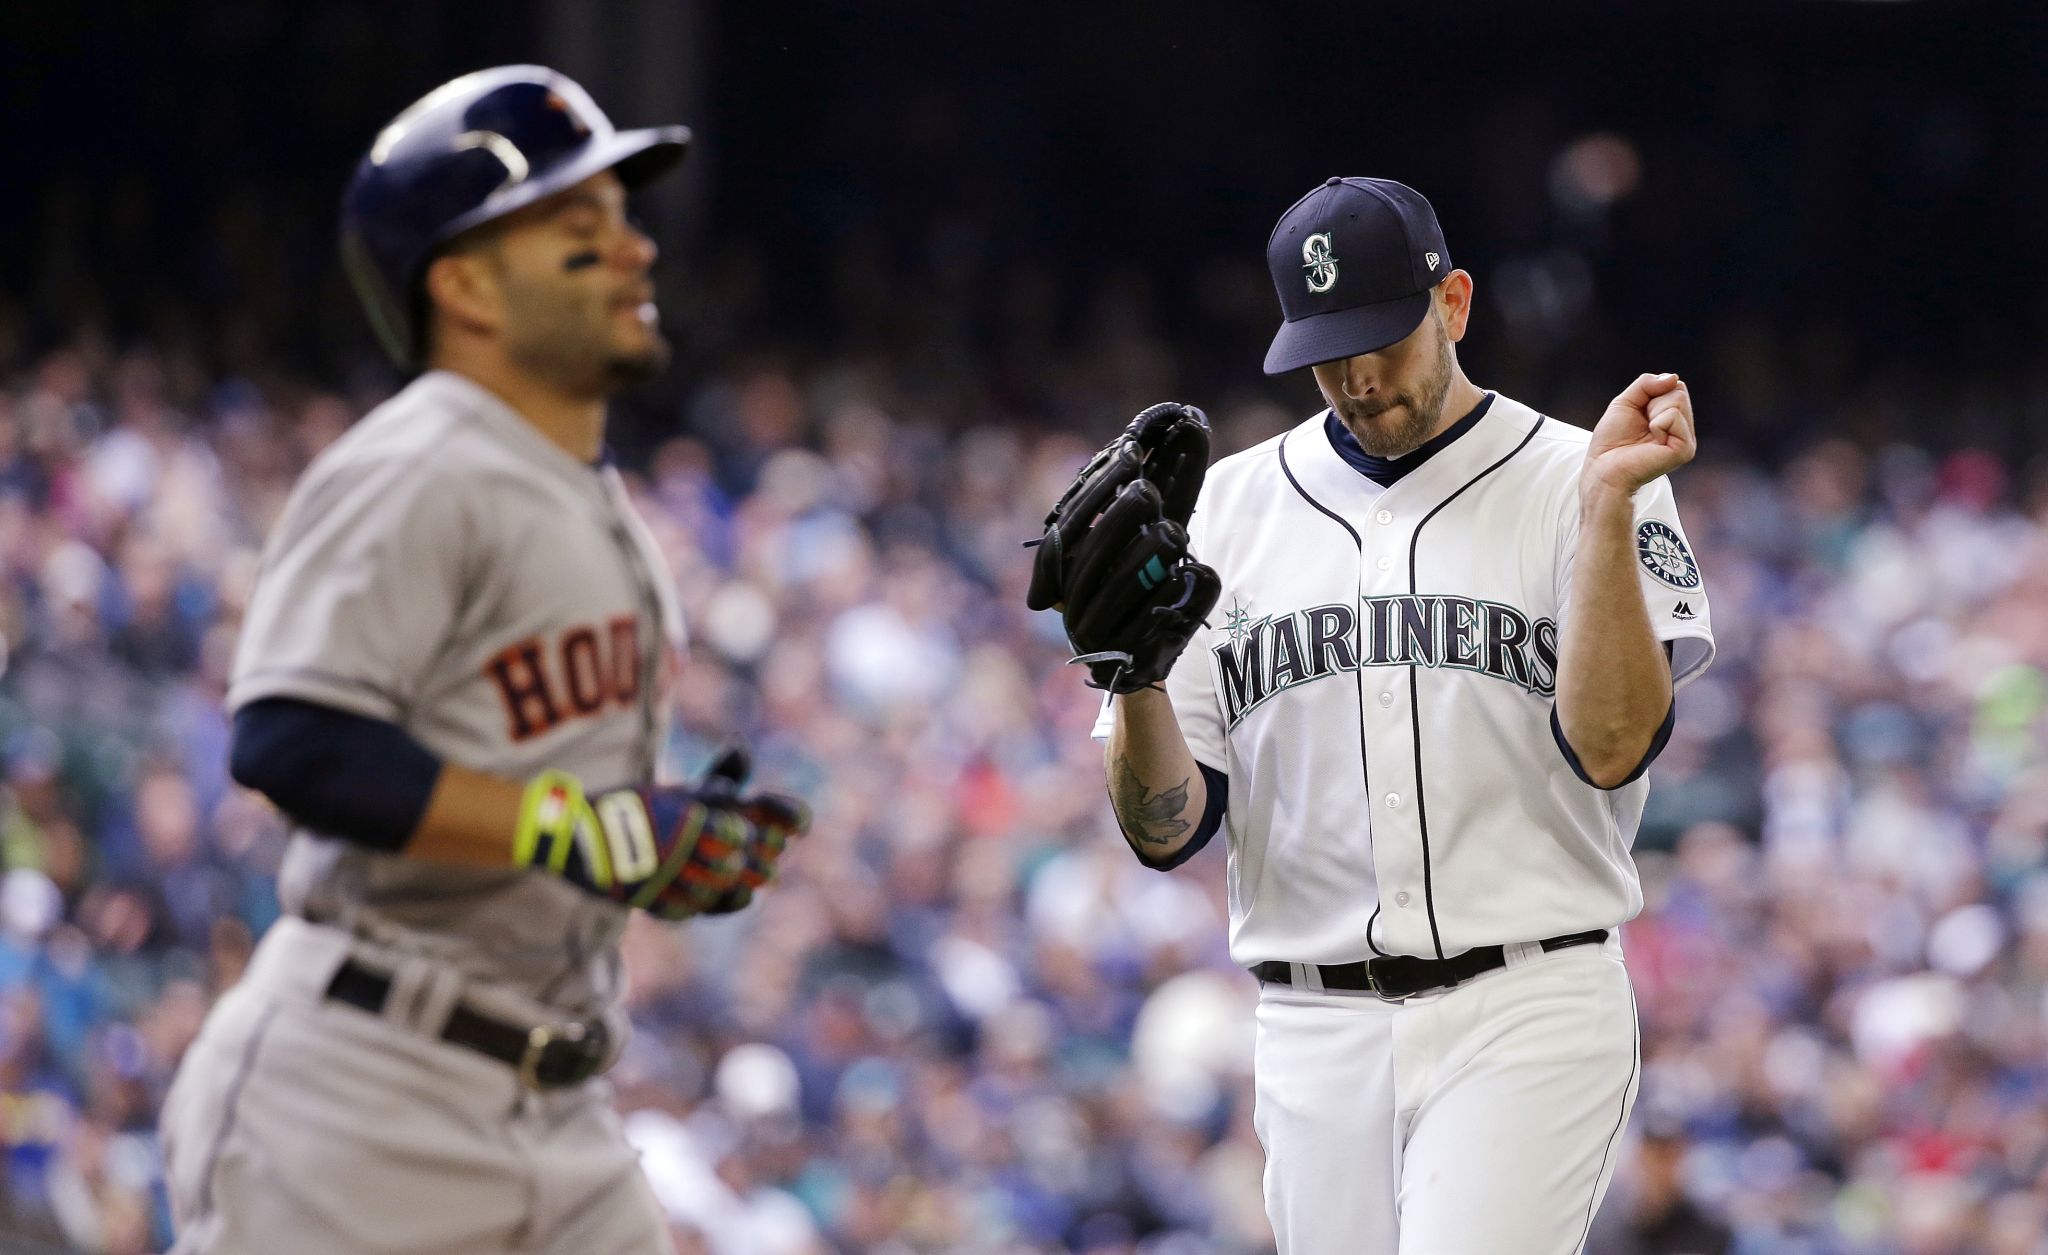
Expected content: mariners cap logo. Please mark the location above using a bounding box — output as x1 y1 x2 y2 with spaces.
1302 232 1338 294
1636 520 1702 590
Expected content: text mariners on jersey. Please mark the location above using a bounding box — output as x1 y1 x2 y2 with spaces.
1213 594 1559 727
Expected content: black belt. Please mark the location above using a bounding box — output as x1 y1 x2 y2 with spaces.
324 959 609 1089
1251 929 1608 998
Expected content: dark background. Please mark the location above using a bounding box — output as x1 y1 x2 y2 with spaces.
4 0 2044 465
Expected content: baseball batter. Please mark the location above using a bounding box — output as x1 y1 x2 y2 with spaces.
1048 177 1714 1252
159 67 806 1255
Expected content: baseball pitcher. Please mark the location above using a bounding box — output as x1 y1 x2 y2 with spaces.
1034 177 1714 1253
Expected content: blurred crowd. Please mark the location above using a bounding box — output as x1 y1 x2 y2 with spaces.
0 319 2044 1255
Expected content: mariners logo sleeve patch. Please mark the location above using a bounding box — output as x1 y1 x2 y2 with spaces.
1635 519 1701 590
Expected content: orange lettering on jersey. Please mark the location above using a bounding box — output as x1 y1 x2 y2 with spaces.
487 639 564 741
607 616 639 705
487 617 644 741
561 628 607 715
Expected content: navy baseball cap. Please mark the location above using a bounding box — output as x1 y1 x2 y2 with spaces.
1263 177 1452 375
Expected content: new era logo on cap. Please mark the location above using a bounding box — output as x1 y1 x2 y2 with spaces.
1263 177 1451 376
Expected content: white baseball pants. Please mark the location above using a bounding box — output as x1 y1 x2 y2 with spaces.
1252 936 1638 1255
160 918 668 1255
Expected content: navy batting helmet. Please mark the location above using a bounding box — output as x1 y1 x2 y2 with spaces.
340 65 690 369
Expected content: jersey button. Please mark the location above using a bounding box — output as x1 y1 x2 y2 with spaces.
1375 509 1393 524
1378 692 1393 707
1376 555 1392 571
1386 792 1402 808
1396 891 1411 906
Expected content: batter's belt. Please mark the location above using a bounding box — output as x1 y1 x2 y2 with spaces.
326 958 608 1089
1251 929 1609 998
239 917 619 1091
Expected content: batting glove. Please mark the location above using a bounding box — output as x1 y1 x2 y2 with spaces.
512 749 807 920
676 746 807 915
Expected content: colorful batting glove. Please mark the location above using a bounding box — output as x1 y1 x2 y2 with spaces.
667 746 810 916
513 770 749 920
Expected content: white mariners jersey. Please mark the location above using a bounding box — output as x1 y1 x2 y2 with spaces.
1095 392 1714 966
229 371 683 1015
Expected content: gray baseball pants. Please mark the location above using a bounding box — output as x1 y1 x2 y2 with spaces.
161 918 669 1254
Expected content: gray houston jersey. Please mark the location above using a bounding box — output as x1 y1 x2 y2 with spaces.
228 371 684 1017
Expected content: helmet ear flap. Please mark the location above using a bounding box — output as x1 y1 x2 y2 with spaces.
405 284 434 370
341 227 416 369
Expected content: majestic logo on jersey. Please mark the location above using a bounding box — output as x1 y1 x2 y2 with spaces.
1302 233 1339 293
1212 595 1559 727
487 615 645 741
1635 520 1701 590
1671 600 1697 620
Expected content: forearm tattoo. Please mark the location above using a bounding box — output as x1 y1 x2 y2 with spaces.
1109 755 1191 847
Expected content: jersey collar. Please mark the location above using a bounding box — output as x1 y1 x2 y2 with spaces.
1324 392 1495 487
415 370 611 486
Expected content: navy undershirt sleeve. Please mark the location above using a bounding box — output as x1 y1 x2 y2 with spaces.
229 697 444 851
1551 701 1675 790
1549 642 1679 790
1129 762 1229 871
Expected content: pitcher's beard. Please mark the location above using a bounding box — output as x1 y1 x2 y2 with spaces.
1345 400 1440 458
1340 331 1455 458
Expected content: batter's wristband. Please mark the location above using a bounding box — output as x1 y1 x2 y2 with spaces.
515 769 593 879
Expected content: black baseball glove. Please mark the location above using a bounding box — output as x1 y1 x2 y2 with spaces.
1026 403 1221 694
